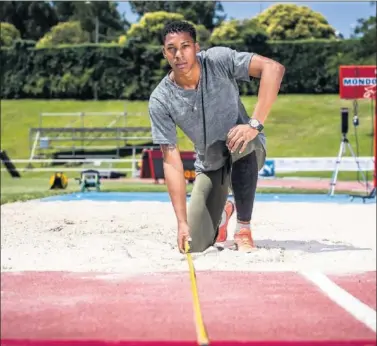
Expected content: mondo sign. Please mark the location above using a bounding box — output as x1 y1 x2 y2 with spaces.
339 65 376 99
339 65 377 189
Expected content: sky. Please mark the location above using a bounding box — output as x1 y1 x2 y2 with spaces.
117 1 376 38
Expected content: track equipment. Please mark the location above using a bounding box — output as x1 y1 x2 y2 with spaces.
49 172 68 189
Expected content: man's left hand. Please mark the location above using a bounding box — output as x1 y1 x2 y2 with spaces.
226 124 258 154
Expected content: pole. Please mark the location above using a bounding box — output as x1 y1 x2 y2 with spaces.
131 147 136 177
95 16 99 44
372 98 377 188
85 1 98 44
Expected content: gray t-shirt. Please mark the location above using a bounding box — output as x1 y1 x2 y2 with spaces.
148 46 266 172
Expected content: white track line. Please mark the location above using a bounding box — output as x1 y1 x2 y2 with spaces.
301 271 376 333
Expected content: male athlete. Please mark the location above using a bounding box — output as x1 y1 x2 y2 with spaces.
148 21 285 253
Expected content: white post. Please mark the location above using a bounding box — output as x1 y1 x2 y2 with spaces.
131 147 136 177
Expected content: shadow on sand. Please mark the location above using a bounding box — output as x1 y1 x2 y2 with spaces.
213 239 372 254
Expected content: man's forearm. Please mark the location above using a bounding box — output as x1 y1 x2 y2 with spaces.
252 62 285 124
163 156 188 225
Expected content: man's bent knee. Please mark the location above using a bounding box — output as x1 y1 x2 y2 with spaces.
187 236 214 253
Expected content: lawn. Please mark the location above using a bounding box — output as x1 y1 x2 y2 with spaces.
1 95 375 159
1 95 375 203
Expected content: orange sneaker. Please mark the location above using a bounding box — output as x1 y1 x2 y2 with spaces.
215 200 235 243
234 228 255 252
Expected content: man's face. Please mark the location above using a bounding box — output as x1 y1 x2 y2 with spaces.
163 31 200 75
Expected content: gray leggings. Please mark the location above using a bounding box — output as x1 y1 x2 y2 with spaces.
187 136 266 253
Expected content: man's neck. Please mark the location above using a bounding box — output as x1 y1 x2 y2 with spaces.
171 62 201 90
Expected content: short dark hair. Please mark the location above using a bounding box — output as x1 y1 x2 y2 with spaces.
161 20 196 44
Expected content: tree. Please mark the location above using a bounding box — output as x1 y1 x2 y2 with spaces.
352 3 376 59
0 22 20 47
36 21 90 48
128 1 226 31
210 19 241 43
195 24 211 48
254 4 336 40
119 12 210 48
123 11 209 45
125 11 186 45
0 1 58 41
52 1 129 43
210 18 268 49
52 1 76 22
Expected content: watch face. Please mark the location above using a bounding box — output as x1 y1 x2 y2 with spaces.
250 119 259 128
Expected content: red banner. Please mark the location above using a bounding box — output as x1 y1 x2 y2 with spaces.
339 65 376 100
140 149 196 182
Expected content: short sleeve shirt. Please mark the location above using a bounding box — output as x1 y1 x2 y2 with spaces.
148 46 266 172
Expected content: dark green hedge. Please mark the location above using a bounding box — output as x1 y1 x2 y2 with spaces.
223 38 362 95
0 38 363 100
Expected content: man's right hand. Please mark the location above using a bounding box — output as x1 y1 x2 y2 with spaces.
177 221 192 253
160 144 191 254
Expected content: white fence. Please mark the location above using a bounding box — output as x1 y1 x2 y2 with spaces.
1 156 375 177
1 158 137 175
270 157 374 173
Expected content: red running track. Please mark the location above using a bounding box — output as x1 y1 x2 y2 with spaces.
1 271 376 346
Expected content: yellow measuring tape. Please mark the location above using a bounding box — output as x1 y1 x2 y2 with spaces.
184 241 210 346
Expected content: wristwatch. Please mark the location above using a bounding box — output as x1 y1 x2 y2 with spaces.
248 118 264 132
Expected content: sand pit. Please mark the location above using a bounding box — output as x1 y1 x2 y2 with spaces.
1 199 376 274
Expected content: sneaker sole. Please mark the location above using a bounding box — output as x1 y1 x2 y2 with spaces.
215 202 235 243
234 240 256 253
235 244 256 253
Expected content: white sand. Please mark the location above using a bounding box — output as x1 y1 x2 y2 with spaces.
1 199 376 275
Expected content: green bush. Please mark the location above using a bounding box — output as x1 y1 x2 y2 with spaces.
0 22 21 47
210 18 269 50
36 21 90 48
0 38 366 100
247 39 360 95
255 4 336 40
125 11 185 45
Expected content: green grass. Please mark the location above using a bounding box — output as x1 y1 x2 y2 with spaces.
1 95 375 158
0 172 166 204
1 96 375 203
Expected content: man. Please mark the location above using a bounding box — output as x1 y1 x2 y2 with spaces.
148 21 285 253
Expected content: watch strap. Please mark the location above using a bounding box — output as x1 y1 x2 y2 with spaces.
248 118 264 132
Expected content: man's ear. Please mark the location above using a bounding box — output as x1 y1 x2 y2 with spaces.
195 42 200 53
162 46 167 59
